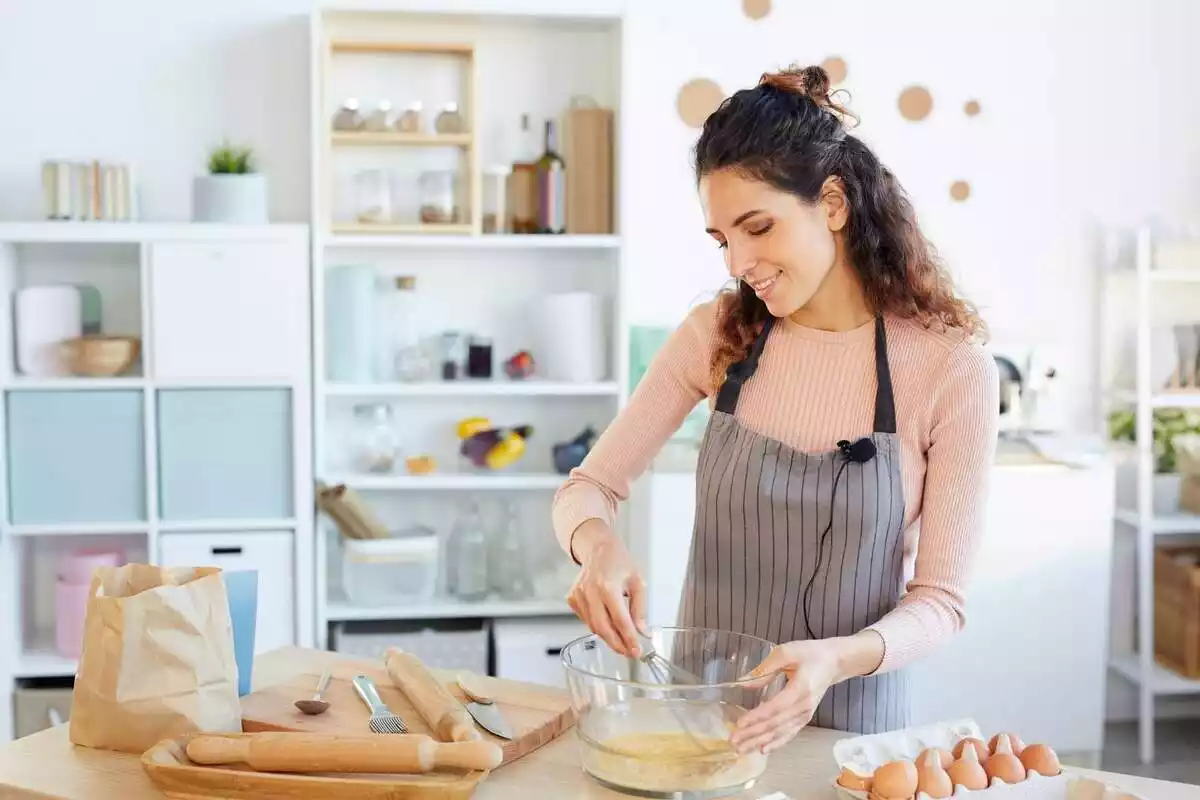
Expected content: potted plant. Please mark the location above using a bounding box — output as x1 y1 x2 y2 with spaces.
1109 408 1200 513
191 141 267 223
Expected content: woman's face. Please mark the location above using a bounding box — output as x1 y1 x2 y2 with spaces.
699 168 847 317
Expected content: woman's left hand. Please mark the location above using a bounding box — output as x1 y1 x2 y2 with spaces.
730 639 843 755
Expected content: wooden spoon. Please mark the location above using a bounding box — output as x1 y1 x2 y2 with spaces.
186 732 503 774
294 668 332 716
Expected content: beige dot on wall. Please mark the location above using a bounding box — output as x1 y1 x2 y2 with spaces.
821 56 848 85
742 0 771 20
950 181 971 202
964 99 982 117
898 85 933 121
677 78 726 129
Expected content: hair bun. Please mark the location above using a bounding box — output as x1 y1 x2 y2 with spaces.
759 64 857 127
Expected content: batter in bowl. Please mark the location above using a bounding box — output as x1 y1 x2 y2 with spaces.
581 731 766 796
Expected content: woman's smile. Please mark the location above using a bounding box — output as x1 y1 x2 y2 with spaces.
746 270 782 298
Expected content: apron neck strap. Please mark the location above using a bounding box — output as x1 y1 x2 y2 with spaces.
713 313 898 435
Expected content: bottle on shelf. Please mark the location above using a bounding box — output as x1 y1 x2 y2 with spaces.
535 119 567 234
489 502 535 601
509 112 539 234
376 275 427 382
447 499 489 602
351 403 400 474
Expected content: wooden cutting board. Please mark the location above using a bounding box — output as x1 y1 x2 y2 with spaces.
239 651 576 768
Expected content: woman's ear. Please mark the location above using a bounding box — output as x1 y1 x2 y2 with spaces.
820 177 849 232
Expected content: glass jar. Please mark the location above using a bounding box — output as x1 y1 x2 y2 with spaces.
419 170 460 225
355 169 390 224
395 102 424 134
332 99 364 131
364 100 393 132
437 331 465 380
466 335 493 379
483 166 510 234
435 102 465 134
352 403 399 474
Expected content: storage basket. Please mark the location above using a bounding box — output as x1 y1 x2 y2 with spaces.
1154 544 1200 678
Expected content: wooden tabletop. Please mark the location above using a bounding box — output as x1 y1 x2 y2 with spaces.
1 647 1197 800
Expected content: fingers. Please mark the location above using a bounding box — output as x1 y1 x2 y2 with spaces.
732 707 812 755
602 581 643 657
737 675 805 729
627 574 648 637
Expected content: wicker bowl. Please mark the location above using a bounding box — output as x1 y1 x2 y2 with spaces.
61 335 141 377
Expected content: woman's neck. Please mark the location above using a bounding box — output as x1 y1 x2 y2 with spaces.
788 258 873 332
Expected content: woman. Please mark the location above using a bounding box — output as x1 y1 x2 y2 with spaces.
552 65 998 753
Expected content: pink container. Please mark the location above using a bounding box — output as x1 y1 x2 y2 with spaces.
55 549 124 659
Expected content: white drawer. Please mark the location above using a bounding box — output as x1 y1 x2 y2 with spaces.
493 617 589 688
158 531 295 654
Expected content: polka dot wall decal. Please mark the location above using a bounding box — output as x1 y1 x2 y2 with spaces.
742 0 771 20
677 78 725 128
898 85 933 121
950 181 971 202
821 56 848 85
964 99 981 117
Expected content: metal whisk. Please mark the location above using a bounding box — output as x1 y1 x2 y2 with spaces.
632 634 730 756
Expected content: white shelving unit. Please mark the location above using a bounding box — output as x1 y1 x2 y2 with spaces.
0 222 314 741
309 8 627 650
1102 224 1200 764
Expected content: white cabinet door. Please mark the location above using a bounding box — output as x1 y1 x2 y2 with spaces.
149 241 308 380
159 531 296 654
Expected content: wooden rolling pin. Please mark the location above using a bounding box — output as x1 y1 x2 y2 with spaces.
186 732 502 774
384 646 481 743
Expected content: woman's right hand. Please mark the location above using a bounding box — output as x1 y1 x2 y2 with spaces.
566 519 647 658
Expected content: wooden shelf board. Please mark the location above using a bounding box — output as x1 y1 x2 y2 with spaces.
324 380 619 398
325 594 571 622
329 40 474 56
331 131 472 147
331 223 475 236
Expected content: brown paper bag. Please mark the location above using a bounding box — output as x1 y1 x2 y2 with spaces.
68 564 241 753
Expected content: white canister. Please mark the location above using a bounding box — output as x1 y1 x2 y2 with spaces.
15 286 82 376
533 291 608 382
191 174 268 224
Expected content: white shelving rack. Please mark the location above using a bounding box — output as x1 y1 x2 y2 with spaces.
0 222 314 741
309 8 628 650
1101 224 1200 764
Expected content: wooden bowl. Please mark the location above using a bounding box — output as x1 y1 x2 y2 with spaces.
60 335 140 377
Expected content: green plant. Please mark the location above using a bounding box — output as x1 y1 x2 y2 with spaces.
1108 408 1200 473
206 141 255 175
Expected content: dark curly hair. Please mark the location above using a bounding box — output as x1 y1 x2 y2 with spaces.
695 64 986 386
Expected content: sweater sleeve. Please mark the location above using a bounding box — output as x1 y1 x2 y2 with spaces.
866 340 999 673
551 300 721 556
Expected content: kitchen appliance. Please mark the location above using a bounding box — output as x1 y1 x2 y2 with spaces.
560 626 786 799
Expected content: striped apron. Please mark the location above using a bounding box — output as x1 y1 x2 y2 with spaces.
677 314 910 734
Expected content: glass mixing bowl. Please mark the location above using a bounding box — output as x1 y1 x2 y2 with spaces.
561 627 786 799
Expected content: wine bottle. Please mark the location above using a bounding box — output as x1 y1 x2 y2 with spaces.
535 119 566 234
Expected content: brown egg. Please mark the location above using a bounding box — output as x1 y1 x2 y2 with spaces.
871 759 918 800
946 744 989 791
915 751 955 799
918 747 954 769
985 751 1027 785
1020 743 1062 777
988 732 1026 755
837 765 873 791
952 737 988 761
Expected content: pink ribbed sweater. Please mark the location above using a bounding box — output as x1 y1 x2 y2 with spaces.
552 299 1000 674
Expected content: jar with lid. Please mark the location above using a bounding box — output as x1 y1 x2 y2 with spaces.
364 100 393 132
351 403 399 474
355 169 391 224
435 102 465 134
395 102 424 133
332 99 364 131
419 170 460 225
466 335 493 379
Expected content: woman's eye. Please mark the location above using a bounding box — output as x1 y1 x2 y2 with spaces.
748 223 773 237
715 240 728 250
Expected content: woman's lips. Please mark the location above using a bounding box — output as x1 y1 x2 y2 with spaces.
747 271 781 299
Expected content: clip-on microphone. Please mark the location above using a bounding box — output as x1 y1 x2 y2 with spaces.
837 437 876 464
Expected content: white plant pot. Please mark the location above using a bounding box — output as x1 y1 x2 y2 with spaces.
192 174 267 223
1154 473 1182 515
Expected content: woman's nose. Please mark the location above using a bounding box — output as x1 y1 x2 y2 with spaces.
726 243 756 278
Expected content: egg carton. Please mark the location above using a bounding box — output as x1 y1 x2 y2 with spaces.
830 719 1145 800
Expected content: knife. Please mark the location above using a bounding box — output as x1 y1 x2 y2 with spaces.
456 673 514 740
